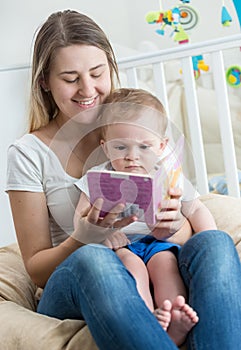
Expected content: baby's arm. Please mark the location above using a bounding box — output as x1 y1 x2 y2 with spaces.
181 198 217 233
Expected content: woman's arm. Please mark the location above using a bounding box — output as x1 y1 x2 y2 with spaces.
9 190 136 288
8 191 83 288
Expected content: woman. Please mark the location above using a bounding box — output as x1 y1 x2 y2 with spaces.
6 10 241 350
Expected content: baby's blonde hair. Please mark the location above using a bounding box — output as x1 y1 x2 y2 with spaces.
99 88 168 139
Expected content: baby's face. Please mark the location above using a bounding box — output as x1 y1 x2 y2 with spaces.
102 123 167 174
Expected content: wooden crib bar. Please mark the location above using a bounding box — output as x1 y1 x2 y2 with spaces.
118 34 241 197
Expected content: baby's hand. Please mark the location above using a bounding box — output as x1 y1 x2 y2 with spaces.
103 231 130 250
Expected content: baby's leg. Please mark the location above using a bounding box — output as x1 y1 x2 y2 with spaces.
147 251 198 345
116 248 154 311
147 250 187 304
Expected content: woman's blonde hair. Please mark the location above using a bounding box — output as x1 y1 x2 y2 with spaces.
29 10 119 132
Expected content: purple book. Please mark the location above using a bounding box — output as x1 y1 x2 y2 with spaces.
87 135 184 225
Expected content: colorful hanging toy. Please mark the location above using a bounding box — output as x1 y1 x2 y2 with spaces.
145 0 199 44
226 66 241 87
221 1 232 26
179 55 209 79
192 55 209 79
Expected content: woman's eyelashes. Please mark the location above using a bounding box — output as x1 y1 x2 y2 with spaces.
63 69 104 84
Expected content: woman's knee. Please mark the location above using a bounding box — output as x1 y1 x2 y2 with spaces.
59 244 120 275
59 244 137 290
179 230 236 266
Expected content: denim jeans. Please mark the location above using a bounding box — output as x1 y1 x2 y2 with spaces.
179 230 241 350
37 230 241 350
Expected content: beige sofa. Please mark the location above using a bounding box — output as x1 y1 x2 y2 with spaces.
1 193 241 350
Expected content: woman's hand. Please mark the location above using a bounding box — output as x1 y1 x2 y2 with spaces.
72 198 136 245
151 187 187 240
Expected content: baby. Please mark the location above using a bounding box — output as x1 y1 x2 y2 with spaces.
75 88 217 346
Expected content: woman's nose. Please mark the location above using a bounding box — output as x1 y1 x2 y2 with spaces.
78 77 95 97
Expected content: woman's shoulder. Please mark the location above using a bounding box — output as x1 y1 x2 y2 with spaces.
9 134 49 154
7 133 53 176
12 133 48 150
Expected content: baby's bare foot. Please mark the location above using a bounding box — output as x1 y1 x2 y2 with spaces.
167 295 199 346
153 299 172 330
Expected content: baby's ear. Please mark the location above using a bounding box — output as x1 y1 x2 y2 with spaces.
100 139 110 158
157 137 168 155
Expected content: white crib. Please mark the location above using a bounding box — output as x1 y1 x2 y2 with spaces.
118 34 241 198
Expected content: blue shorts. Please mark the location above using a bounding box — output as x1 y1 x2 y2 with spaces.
126 235 180 264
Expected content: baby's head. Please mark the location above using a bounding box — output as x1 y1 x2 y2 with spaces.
99 88 168 174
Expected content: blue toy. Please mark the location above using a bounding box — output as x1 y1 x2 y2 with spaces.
232 0 241 28
221 4 232 26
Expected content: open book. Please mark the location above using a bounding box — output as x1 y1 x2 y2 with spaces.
87 135 184 225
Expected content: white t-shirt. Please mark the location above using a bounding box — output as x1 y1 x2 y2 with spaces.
75 161 198 235
6 134 80 246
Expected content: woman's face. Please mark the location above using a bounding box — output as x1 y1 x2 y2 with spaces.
47 44 112 123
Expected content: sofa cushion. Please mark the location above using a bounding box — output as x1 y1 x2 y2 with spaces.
0 244 37 310
200 193 241 259
0 301 98 350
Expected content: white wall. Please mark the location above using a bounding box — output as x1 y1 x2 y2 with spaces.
0 0 240 247
1 68 30 246
0 0 240 67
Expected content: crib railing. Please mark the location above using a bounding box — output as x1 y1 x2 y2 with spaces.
117 34 241 198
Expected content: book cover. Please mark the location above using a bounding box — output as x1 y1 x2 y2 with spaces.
87 135 184 225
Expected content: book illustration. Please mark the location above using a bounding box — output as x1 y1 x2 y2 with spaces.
87 171 154 223
87 135 184 225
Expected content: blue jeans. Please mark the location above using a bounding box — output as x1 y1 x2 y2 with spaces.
37 230 241 349
179 230 241 349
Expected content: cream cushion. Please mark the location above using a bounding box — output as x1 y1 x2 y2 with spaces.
0 193 241 349
0 244 98 350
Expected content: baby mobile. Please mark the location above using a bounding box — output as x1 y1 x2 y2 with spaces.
145 0 199 45
145 0 208 79
145 0 241 83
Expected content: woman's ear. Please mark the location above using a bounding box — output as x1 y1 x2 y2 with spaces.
39 77 50 92
100 139 110 158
